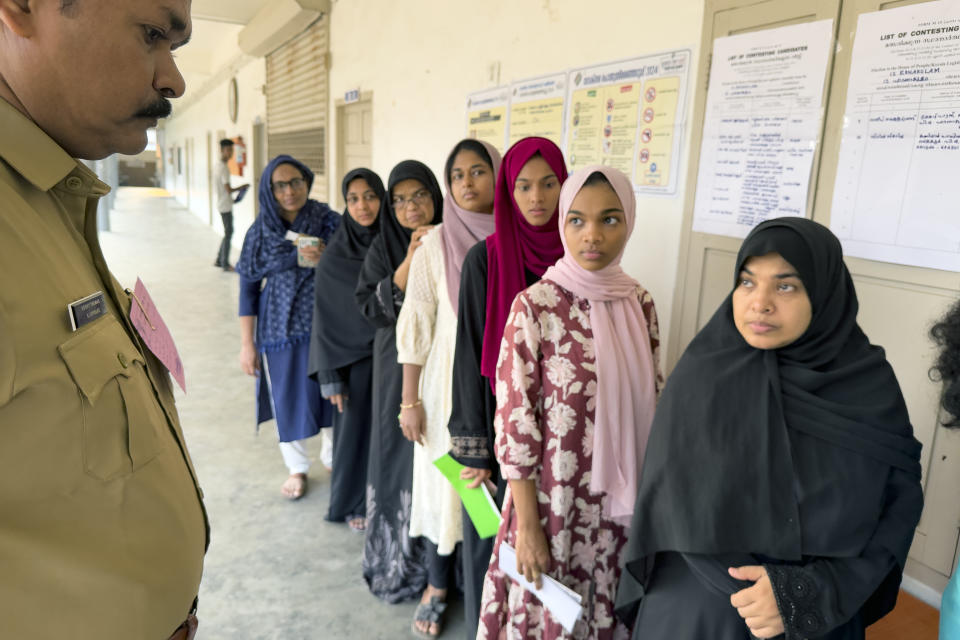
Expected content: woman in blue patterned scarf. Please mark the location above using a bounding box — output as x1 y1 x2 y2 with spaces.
236 155 341 499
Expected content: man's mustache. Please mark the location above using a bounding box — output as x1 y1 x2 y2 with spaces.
135 98 172 119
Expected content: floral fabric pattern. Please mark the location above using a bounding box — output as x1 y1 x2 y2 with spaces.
477 279 661 640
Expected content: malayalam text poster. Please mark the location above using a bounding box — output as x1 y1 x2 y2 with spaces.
565 50 690 194
508 73 567 148
692 20 834 238
830 1 960 272
466 87 510 153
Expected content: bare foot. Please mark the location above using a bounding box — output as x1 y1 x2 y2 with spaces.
281 473 307 500
413 585 447 636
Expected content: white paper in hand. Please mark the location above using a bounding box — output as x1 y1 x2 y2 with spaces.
497 543 583 633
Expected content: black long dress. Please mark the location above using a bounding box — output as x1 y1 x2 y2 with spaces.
448 239 538 639
355 161 443 603
308 168 384 523
617 218 924 640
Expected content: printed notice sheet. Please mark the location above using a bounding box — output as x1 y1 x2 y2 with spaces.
830 2 960 272
509 73 567 148
692 20 834 238
466 87 510 153
564 50 691 195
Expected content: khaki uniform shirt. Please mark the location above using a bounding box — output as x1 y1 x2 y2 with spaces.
0 99 208 639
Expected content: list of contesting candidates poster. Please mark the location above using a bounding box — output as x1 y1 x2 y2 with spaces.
830 1 960 272
692 20 834 239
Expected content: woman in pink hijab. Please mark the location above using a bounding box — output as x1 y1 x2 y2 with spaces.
396 139 501 638
446 137 567 639
476 166 663 640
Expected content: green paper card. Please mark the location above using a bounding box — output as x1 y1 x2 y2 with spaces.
433 454 503 539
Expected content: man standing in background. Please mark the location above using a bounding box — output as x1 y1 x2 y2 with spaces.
214 137 247 271
0 1 207 639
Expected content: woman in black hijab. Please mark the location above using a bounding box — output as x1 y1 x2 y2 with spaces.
355 160 443 604
617 217 923 639
309 168 384 531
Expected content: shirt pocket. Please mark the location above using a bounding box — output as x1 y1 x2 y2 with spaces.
58 316 166 481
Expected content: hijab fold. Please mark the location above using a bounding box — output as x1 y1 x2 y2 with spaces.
542 166 657 526
439 140 501 315
309 168 384 375
481 137 568 383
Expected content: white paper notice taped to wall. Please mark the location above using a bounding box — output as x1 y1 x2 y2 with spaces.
692 20 834 239
829 2 960 272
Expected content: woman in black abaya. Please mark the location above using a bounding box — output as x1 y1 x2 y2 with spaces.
308 168 384 531
355 160 443 603
618 217 924 639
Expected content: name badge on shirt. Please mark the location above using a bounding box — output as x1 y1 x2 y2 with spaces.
67 291 107 330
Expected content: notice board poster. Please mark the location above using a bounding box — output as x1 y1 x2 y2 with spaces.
830 2 960 272
508 73 567 148
564 50 690 194
466 87 510 153
692 20 834 238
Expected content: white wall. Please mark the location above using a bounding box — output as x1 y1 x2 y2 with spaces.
162 54 267 246
327 0 705 357
162 0 706 355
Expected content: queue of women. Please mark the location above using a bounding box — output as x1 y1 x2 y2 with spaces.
233 134 947 640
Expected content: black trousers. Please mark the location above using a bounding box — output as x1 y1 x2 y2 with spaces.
216 210 233 268
325 357 373 521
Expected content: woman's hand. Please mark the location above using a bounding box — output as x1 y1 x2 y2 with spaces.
728 566 785 638
399 404 427 445
515 521 551 589
405 225 433 261
460 466 492 489
297 240 325 264
329 393 346 413
239 342 259 376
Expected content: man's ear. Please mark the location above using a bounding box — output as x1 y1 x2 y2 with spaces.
0 0 36 39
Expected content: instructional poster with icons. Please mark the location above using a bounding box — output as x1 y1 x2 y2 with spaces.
508 73 567 148
466 87 510 153
564 50 691 195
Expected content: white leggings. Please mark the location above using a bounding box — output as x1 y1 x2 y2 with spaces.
279 439 310 475
278 430 332 474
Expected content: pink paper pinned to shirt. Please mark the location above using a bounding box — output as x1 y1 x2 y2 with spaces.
129 277 186 393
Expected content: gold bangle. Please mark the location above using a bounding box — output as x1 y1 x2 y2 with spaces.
399 399 422 410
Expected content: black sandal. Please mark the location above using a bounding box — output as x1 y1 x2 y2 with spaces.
411 595 447 638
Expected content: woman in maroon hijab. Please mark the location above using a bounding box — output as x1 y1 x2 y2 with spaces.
446 137 567 638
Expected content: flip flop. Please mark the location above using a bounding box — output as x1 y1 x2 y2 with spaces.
346 516 366 533
411 595 446 638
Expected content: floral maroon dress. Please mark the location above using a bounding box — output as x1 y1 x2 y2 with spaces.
477 279 662 640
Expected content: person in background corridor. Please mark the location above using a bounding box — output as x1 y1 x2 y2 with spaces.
397 139 501 637
618 217 923 640
308 168 385 533
446 136 567 639
477 166 662 639
213 137 248 272
931 299 960 639
355 160 443 604
0 1 207 639
237 154 339 500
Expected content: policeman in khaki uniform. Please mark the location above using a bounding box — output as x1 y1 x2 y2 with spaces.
0 0 206 638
